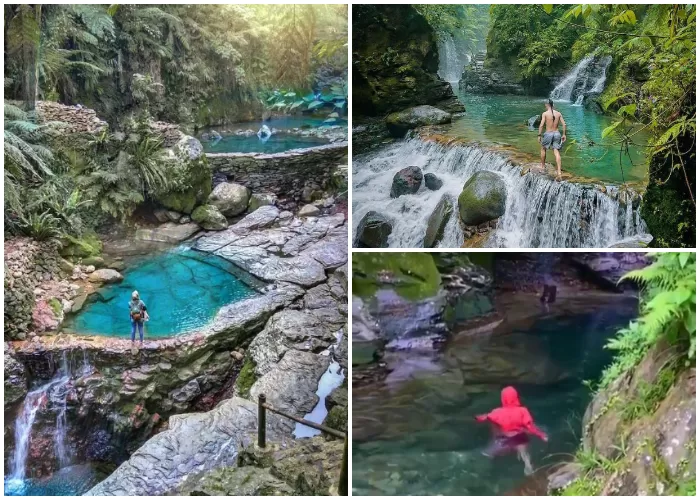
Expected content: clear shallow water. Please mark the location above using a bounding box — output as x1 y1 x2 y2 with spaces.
449 91 649 183
203 134 331 154
352 299 638 495
66 247 256 337
4 464 107 496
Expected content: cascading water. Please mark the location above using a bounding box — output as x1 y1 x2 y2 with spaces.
438 35 470 83
550 55 612 103
352 138 650 248
6 350 93 491
293 330 345 438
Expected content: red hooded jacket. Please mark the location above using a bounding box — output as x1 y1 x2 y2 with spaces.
475 386 547 440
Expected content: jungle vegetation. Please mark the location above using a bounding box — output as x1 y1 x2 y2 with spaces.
485 4 696 247
3 4 347 240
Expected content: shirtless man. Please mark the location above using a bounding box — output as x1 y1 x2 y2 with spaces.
538 99 567 180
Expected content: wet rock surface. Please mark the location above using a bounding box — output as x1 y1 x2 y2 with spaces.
354 211 392 248
390 166 424 198
386 105 452 137
458 171 507 226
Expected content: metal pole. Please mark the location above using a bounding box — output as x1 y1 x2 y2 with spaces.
338 434 348 496
258 393 266 448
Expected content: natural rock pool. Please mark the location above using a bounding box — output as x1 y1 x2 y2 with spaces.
65 247 257 337
203 134 331 154
448 92 649 184
352 298 639 495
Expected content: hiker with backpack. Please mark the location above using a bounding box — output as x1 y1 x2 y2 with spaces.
128 290 149 343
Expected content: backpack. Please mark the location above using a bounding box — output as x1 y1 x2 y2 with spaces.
130 301 143 322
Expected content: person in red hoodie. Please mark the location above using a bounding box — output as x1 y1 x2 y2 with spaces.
475 386 548 475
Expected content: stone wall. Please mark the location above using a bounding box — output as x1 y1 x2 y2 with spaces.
4 238 63 340
34 101 108 134
206 142 348 201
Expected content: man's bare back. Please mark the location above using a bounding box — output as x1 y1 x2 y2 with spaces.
538 100 567 180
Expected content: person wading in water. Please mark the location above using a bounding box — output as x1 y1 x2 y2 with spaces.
538 99 567 180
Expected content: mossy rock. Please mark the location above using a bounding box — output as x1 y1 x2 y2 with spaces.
60 232 103 258
191 204 228 231
324 405 347 433
81 256 105 268
352 252 441 301
458 171 507 226
236 358 257 398
157 190 199 215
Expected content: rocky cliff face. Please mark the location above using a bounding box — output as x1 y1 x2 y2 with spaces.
352 5 464 117
547 340 696 495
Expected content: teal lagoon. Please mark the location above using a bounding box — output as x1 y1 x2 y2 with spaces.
65 247 256 338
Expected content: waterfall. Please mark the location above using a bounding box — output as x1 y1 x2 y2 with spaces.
7 350 93 483
352 138 649 248
438 35 470 83
550 55 612 103
293 330 345 438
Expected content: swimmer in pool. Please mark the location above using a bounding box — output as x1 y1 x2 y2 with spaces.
475 386 548 475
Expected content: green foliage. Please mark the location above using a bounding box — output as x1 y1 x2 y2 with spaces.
352 252 441 301
599 253 696 389
675 477 696 496
415 4 489 53
621 361 679 422
236 357 257 399
17 210 62 241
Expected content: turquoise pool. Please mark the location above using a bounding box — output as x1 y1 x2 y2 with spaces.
449 92 649 184
66 247 256 338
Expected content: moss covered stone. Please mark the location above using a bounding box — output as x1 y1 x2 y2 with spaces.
60 232 103 258
236 357 257 398
458 171 507 226
352 252 441 301
191 204 228 231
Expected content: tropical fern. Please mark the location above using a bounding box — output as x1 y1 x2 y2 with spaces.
599 252 696 388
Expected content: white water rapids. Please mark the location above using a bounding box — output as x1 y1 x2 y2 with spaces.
352 138 650 248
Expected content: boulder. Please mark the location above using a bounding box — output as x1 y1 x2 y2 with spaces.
298 204 321 217
386 105 451 137
81 256 105 268
156 135 212 214
87 268 123 284
458 171 507 226
60 232 102 258
134 222 200 244
248 193 277 213
424 173 443 190
153 209 170 223
32 298 64 332
390 166 423 198
355 212 392 248
191 205 228 231
208 182 250 217
423 193 453 247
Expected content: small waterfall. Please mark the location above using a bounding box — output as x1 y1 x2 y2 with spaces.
293 330 345 438
550 55 612 103
352 138 649 248
438 35 470 83
8 350 93 482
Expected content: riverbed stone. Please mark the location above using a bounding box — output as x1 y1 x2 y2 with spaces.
134 222 200 244
386 105 452 137
458 171 507 226
424 173 443 190
355 211 392 248
299 204 321 217
423 193 453 247
208 182 250 217
87 268 124 284
390 166 423 198
192 205 228 231
248 193 277 212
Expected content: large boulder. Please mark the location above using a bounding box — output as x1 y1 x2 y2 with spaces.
156 135 212 214
355 212 392 248
386 105 452 137
423 193 453 247
59 232 102 258
248 193 277 213
458 171 507 226
390 166 423 198
208 182 250 217
191 205 228 231
353 5 465 116
134 222 200 244
87 268 123 284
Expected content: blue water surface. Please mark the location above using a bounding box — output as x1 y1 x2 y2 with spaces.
66 247 256 338
203 133 331 154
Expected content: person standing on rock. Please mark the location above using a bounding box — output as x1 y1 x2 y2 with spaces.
128 290 149 344
538 99 567 180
